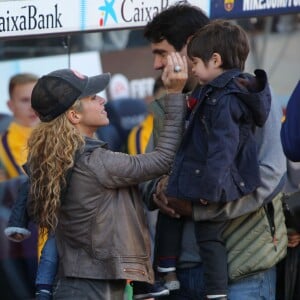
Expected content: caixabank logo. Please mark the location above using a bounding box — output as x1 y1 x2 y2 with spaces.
98 0 118 27
97 0 169 28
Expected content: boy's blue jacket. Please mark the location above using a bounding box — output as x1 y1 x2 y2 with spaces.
167 69 272 203
281 81 300 162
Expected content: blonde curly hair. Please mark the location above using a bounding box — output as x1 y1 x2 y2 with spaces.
27 100 85 234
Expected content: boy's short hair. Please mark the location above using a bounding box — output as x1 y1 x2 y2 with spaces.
187 20 250 70
144 1 209 51
9 73 39 97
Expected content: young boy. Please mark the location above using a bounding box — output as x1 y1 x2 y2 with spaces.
153 20 272 300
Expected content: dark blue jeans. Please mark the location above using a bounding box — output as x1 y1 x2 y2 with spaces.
36 235 58 286
160 264 276 300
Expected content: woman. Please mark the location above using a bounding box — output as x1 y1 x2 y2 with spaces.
24 53 187 300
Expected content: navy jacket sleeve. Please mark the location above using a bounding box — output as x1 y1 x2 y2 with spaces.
281 81 300 162
7 176 30 228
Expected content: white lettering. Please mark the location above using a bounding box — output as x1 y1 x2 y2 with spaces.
243 0 295 10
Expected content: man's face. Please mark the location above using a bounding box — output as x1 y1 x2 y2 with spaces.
150 39 197 92
7 82 40 127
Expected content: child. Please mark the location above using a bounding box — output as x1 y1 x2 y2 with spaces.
152 20 271 300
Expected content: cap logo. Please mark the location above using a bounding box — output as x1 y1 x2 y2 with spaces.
72 69 85 80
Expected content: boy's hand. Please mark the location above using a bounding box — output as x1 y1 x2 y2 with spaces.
8 233 25 242
4 227 31 242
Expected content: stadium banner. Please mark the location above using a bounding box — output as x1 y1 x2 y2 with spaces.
0 0 210 39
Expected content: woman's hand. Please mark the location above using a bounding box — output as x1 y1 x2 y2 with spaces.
161 52 188 94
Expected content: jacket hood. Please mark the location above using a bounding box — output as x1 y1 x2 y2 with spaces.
209 69 271 127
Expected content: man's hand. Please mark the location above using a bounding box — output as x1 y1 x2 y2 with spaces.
167 197 193 217
287 231 300 248
153 175 192 218
154 175 179 218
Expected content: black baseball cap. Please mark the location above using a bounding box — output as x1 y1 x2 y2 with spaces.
31 69 111 122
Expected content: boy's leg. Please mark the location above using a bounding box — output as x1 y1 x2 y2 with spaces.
155 213 184 291
194 220 228 298
155 212 183 270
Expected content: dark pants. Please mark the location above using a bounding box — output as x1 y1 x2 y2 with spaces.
276 244 300 300
156 212 228 295
54 277 126 300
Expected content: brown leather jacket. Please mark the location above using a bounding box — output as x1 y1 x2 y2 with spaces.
55 93 186 283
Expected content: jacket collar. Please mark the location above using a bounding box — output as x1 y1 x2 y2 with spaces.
84 136 108 152
208 69 242 89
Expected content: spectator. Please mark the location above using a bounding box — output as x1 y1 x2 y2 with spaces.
127 76 166 266
276 160 300 300
127 76 165 155
96 97 147 152
0 73 40 299
278 81 300 300
0 73 39 181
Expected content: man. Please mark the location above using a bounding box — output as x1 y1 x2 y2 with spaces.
139 3 287 300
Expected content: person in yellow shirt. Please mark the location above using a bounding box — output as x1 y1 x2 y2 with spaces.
127 76 165 155
0 73 40 180
0 73 40 300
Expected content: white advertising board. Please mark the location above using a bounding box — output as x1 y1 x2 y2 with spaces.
0 0 210 39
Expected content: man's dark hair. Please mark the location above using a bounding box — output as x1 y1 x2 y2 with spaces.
144 1 209 51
